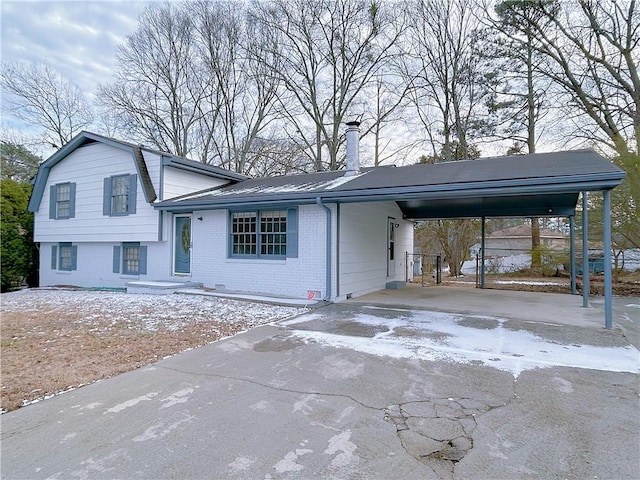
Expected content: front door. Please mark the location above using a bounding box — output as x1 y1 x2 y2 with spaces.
174 215 191 275
387 217 395 277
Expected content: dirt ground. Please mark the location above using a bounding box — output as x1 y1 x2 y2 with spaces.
0 289 304 413
438 271 640 296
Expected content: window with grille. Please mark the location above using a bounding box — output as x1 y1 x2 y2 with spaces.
230 209 293 258
111 175 129 214
123 243 140 275
56 184 71 218
103 174 136 216
59 243 72 270
231 212 257 255
113 242 146 275
260 210 287 256
52 242 77 271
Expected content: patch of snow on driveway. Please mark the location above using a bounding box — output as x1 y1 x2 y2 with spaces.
287 308 640 377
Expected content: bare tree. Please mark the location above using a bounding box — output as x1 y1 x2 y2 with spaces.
405 0 491 276
1 61 94 149
99 2 207 159
251 0 405 171
190 0 284 174
495 0 639 248
496 0 638 156
405 0 492 160
483 0 559 272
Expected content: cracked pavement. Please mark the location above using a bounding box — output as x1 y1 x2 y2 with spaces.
1 300 639 479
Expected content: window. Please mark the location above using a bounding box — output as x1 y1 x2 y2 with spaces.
111 175 129 214
260 210 287 256
51 243 77 271
230 208 297 259
113 242 147 275
123 243 140 274
49 183 76 219
231 212 257 255
103 174 137 216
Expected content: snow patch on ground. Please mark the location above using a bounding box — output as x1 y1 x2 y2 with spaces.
2 288 305 333
288 309 640 378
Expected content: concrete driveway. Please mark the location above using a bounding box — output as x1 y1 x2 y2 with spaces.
2 289 639 479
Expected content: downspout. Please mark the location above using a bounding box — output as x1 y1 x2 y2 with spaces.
316 197 332 301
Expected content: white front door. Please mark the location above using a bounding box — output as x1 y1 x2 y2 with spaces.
387 217 395 277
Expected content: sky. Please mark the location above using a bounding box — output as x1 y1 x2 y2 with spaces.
1 0 151 96
1 0 153 144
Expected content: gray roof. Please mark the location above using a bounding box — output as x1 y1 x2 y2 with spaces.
156 149 625 219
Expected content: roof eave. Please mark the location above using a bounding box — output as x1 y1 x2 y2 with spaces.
154 171 626 213
161 156 248 182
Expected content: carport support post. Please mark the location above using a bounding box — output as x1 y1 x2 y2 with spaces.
582 192 589 308
480 217 486 288
603 189 613 329
569 215 577 295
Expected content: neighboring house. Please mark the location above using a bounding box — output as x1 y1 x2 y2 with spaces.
485 224 569 257
29 128 625 303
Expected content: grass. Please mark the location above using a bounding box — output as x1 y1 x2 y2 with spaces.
0 289 303 413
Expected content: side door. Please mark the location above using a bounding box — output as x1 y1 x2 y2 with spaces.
387 217 396 277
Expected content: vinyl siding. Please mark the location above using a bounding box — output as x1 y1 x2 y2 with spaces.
162 166 229 200
33 143 159 243
338 202 412 299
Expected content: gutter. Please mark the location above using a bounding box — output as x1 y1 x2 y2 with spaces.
316 197 332 301
152 173 625 213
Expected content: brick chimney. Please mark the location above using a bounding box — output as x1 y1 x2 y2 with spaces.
345 121 361 176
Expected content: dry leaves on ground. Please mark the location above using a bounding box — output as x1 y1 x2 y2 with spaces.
0 289 304 413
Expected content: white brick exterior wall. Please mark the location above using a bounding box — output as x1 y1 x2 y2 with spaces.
39 241 172 289
188 204 329 299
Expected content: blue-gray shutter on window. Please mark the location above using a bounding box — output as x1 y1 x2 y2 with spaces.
51 245 57 269
113 246 121 273
49 185 57 219
70 246 78 270
286 208 298 258
68 183 76 218
128 174 137 214
139 246 147 275
103 177 111 215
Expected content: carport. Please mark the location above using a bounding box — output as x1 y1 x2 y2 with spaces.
323 149 626 329
159 147 625 329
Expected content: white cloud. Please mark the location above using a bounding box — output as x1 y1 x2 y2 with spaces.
1 0 152 97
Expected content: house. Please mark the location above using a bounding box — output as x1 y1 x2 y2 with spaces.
28 125 412 301
29 126 625 307
485 224 569 257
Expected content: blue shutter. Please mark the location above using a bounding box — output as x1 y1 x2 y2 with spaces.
51 245 57 269
49 185 57 219
70 245 78 271
103 177 111 216
113 246 121 273
68 183 76 218
128 174 137 214
286 208 298 258
139 246 147 275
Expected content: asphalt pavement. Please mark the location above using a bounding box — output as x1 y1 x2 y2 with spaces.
1 289 639 479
